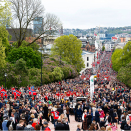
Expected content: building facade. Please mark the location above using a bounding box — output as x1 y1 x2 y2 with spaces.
33 17 43 34
82 51 95 69
105 43 114 51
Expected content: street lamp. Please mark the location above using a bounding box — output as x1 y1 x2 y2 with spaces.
5 73 7 90
38 48 43 86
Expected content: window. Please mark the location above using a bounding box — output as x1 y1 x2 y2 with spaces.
87 63 89 67
87 57 89 61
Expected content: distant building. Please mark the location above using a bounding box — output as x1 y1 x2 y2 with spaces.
99 34 105 38
80 51 95 74
33 17 43 34
79 36 96 52
100 33 115 41
115 42 126 49
120 37 126 43
105 42 115 51
43 35 58 45
25 37 42 44
79 36 87 48
7 28 32 44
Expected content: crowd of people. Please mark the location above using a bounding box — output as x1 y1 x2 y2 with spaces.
0 51 131 131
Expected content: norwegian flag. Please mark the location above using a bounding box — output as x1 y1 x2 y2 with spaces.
16 90 21 96
1 89 7 98
11 87 16 94
29 87 37 95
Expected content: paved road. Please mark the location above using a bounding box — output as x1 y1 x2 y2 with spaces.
48 115 121 131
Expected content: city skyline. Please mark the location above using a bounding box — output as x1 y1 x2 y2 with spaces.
42 0 131 29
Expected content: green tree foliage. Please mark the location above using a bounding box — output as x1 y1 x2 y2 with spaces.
28 68 41 86
102 46 105 51
0 56 78 88
7 46 41 68
42 57 78 84
0 26 11 56
112 41 131 72
12 41 39 51
0 39 6 68
117 63 131 87
111 49 123 72
51 34 85 72
0 0 11 26
121 41 131 66
52 67 64 81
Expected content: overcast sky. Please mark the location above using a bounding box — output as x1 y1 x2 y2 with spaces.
42 0 131 29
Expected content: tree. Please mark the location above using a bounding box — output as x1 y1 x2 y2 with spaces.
0 26 11 56
51 34 85 72
122 41 131 66
12 40 39 51
9 0 61 47
102 46 105 51
0 39 6 68
112 41 131 72
0 0 11 26
52 67 64 81
7 46 41 68
111 49 123 72
117 63 131 87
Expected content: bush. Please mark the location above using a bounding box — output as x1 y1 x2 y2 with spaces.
52 67 64 81
7 46 41 69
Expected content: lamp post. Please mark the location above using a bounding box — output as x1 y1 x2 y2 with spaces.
5 73 7 90
40 49 42 86
38 48 43 86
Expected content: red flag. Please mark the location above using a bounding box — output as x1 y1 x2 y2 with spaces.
66 92 70 97
97 60 100 64
29 88 37 95
11 87 16 94
1 89 7 98
56 92 60 97
16 90 21 96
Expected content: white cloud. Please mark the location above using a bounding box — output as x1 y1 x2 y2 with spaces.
42 0 131 29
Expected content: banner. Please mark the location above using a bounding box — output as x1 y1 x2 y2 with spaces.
90 75 95 101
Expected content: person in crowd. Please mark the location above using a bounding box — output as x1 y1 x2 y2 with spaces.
76 124 81 131
112 109 118 128
124 120 131 130
55 118 65 131
95 108 100 125
34 124 40 130
120 116 127 130
2 115 8 131
117 105 122 124
87 112 92 129
76 105 82 122
62 118 70 130
43 121 51 131
32 118 38 129
16 120 25 130
66 105 70 123
24 121 34 130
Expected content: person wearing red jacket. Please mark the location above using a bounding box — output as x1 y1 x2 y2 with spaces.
51 111 59 127
32 118 38 129
43 121 51 131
